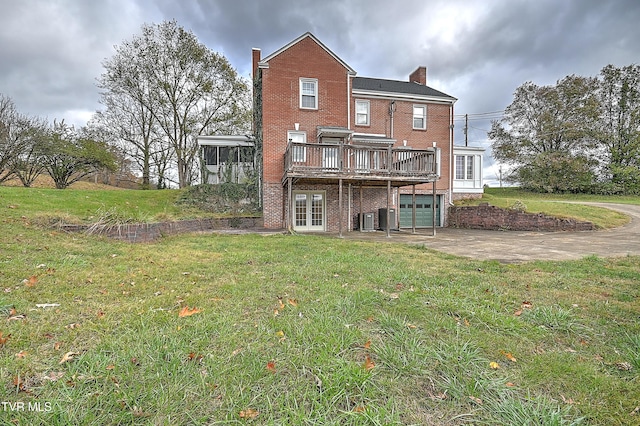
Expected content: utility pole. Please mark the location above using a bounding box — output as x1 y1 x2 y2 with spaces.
499 165 503 188
464 114 468 147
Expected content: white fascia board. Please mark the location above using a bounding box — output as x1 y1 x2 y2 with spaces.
453 146 486 154
197 135 255 147
353 132 388 138
352 89 457 105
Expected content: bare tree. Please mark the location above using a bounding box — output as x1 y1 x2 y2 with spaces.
0 94 28 183
10 115 49 187
97 20 251 188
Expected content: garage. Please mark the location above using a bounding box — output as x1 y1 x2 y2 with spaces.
399 194 441 228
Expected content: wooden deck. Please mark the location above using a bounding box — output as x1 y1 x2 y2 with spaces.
283 141 439 186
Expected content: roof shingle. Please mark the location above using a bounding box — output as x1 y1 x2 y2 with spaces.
353 77 456 101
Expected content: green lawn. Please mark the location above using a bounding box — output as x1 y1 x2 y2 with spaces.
0 186 639 425
457 188 638 229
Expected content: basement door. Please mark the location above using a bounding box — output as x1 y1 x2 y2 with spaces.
293 191 326 231
399 194 441 228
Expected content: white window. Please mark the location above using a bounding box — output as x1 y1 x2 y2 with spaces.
413 105 427 130
455 155 474 180
355 100 370 126
300 78 318 109
288 131 307 162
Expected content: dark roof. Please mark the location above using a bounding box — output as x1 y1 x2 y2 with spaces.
352 77 456 101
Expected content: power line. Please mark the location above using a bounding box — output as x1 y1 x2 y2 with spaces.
454 110 505 119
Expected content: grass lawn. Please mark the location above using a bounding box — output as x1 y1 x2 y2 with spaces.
457 188 637 229
0 186 639 425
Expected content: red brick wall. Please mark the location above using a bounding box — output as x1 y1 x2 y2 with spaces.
262 37 350 184
448 205 594 231
261 37 352 228
352 97 453 193
409 67 427 85
286 184 389 232
259 35 454 230
263 182 284 228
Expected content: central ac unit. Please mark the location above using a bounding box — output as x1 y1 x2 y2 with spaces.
361 212 375 231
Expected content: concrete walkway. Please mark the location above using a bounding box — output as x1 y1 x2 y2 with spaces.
340 203 640 263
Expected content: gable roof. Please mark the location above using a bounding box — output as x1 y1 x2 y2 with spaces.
258 32 356 75
353 77 457 102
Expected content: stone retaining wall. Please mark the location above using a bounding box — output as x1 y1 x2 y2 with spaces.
448 204 594 232
60 217 264 243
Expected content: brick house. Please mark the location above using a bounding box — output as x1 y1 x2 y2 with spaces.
253 32 459 235
200 32 468 235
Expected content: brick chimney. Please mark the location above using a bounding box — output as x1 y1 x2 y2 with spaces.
409 66 427 85
252 48 261 82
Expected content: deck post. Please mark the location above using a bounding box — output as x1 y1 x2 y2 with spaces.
287 177 293 233
386 180 391 238
338 178 343 238
412 184 416 234
432 180 436 237
359 185 363 231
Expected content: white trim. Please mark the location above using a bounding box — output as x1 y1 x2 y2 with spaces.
355 99 370 126
288 130 307 162
300 78 318 110
412 104 427 130
197 135 254 147
353 132 387 138
352 89 456 104
293 190 326 232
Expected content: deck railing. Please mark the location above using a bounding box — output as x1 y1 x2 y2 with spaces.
284 141 438 180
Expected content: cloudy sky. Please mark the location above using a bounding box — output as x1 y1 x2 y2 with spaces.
1 0 639 183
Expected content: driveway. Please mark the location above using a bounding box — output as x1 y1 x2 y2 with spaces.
341 203 640 263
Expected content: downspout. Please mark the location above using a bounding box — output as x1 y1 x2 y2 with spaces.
449 103 454 208
389 101 396 138
347 72 351 129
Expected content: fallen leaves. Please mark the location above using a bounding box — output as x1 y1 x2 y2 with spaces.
43 371 65 382
187 353 204 363
615 362 633 371
363 355 375 371
469 395 483 405
514 301 533 317
178 306 202 318
489 361 500 370
266 361 277 373
500 350 517 363
239 408 259 419
24 275 38 287
0 332 10 347
12 376 30 393
7 313 26 321
59 351 79 364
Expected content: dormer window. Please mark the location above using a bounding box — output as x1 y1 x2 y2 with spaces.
300 78 318 109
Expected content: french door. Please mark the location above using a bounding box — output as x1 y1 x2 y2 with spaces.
293 191 325 231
